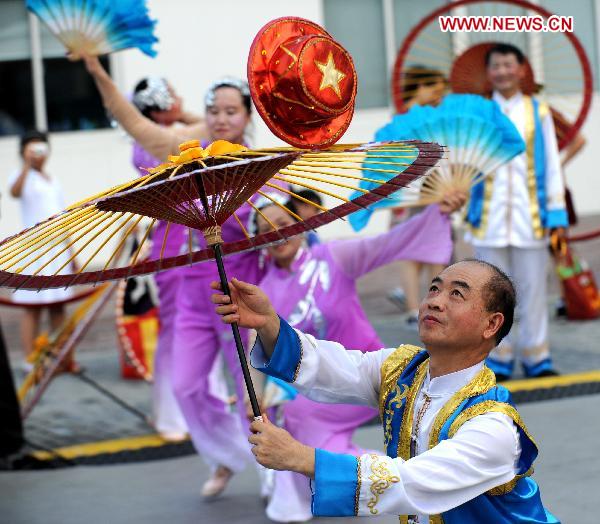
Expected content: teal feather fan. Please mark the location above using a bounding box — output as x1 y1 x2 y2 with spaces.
350 94 525 231
26 0 158 57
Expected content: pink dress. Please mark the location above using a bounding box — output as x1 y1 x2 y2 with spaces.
259 205 453 522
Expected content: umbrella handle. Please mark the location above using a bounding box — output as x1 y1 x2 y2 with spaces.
213 243 262 419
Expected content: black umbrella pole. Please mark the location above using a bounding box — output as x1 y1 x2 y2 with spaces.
213 244 262 420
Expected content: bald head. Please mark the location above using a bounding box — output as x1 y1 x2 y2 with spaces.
450 259 516 344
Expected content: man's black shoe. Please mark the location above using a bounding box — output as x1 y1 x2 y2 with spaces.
529 369 560 378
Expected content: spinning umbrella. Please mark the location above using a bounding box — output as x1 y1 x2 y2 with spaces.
0 17 445 418
0 140 442 417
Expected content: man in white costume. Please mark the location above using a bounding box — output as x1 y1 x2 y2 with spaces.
464 43 568 380
210 260 557 523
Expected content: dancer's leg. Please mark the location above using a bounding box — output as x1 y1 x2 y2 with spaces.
172 273 250 473
510 247 553 376
153 270 187 436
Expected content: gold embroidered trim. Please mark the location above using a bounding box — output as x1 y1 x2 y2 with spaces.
472 172 495 239
429 515 444 524
367 454 400 515
354 456 361 516
272 91 317 111
524 95 543 239
292 330 304 382
398 361 428 460
487 466 534 496
384 384 409 448
379 345 422 418
427 366 497 450
447 399 538 496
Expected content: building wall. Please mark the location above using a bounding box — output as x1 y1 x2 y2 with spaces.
1 0 598 248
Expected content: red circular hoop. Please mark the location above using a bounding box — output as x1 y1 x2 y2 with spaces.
568 228 600 243
392 0 594 150
0 286 100 309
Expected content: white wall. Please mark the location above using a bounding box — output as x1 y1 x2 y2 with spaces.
112 0 323 150
1 0 599 247
556 92 600 217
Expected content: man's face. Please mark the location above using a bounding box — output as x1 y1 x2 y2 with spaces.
486 52 524 94
418 262 498 351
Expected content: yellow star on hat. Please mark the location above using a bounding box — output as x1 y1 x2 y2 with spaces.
315 51 346 99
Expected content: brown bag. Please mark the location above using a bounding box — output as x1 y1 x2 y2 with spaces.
552 235 600 320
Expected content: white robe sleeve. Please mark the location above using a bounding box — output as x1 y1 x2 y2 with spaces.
312 412 520 517
250 317 396 407
540 109 568 228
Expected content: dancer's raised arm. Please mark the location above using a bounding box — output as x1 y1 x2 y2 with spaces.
80 54 208 160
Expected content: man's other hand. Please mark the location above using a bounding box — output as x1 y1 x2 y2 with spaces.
249 414 315 478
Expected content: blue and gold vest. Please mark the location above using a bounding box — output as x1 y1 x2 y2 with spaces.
379 346 559 524
465 95 567 239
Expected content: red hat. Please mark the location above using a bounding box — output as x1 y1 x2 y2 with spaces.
248 17 357 149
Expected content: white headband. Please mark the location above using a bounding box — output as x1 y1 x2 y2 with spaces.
204 76 250 107
133 77 174 112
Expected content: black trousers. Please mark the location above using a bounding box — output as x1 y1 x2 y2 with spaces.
0 321 23 456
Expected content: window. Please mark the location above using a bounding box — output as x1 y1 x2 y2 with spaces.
543 0 599 88
0 0 110 136
42 56 111 132
323 0 389 109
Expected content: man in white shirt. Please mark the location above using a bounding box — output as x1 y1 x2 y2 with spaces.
210 259 558 523
465 43 568 380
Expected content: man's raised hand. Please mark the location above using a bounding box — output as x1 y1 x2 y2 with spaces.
210 278 276 330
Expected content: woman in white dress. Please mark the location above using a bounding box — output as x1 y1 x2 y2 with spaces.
9 131 77 371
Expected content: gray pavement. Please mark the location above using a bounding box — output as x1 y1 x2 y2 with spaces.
1 395 598 523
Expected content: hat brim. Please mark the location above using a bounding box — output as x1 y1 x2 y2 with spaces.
248 17 355 149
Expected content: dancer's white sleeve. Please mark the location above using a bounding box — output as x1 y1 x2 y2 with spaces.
250 317 396 407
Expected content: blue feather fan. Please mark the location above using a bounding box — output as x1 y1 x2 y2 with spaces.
349 94 525 231
26 0 158 57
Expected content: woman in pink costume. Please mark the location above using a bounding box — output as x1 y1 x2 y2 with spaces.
82 55 261 498
170 78 281 499
253 191 464 522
